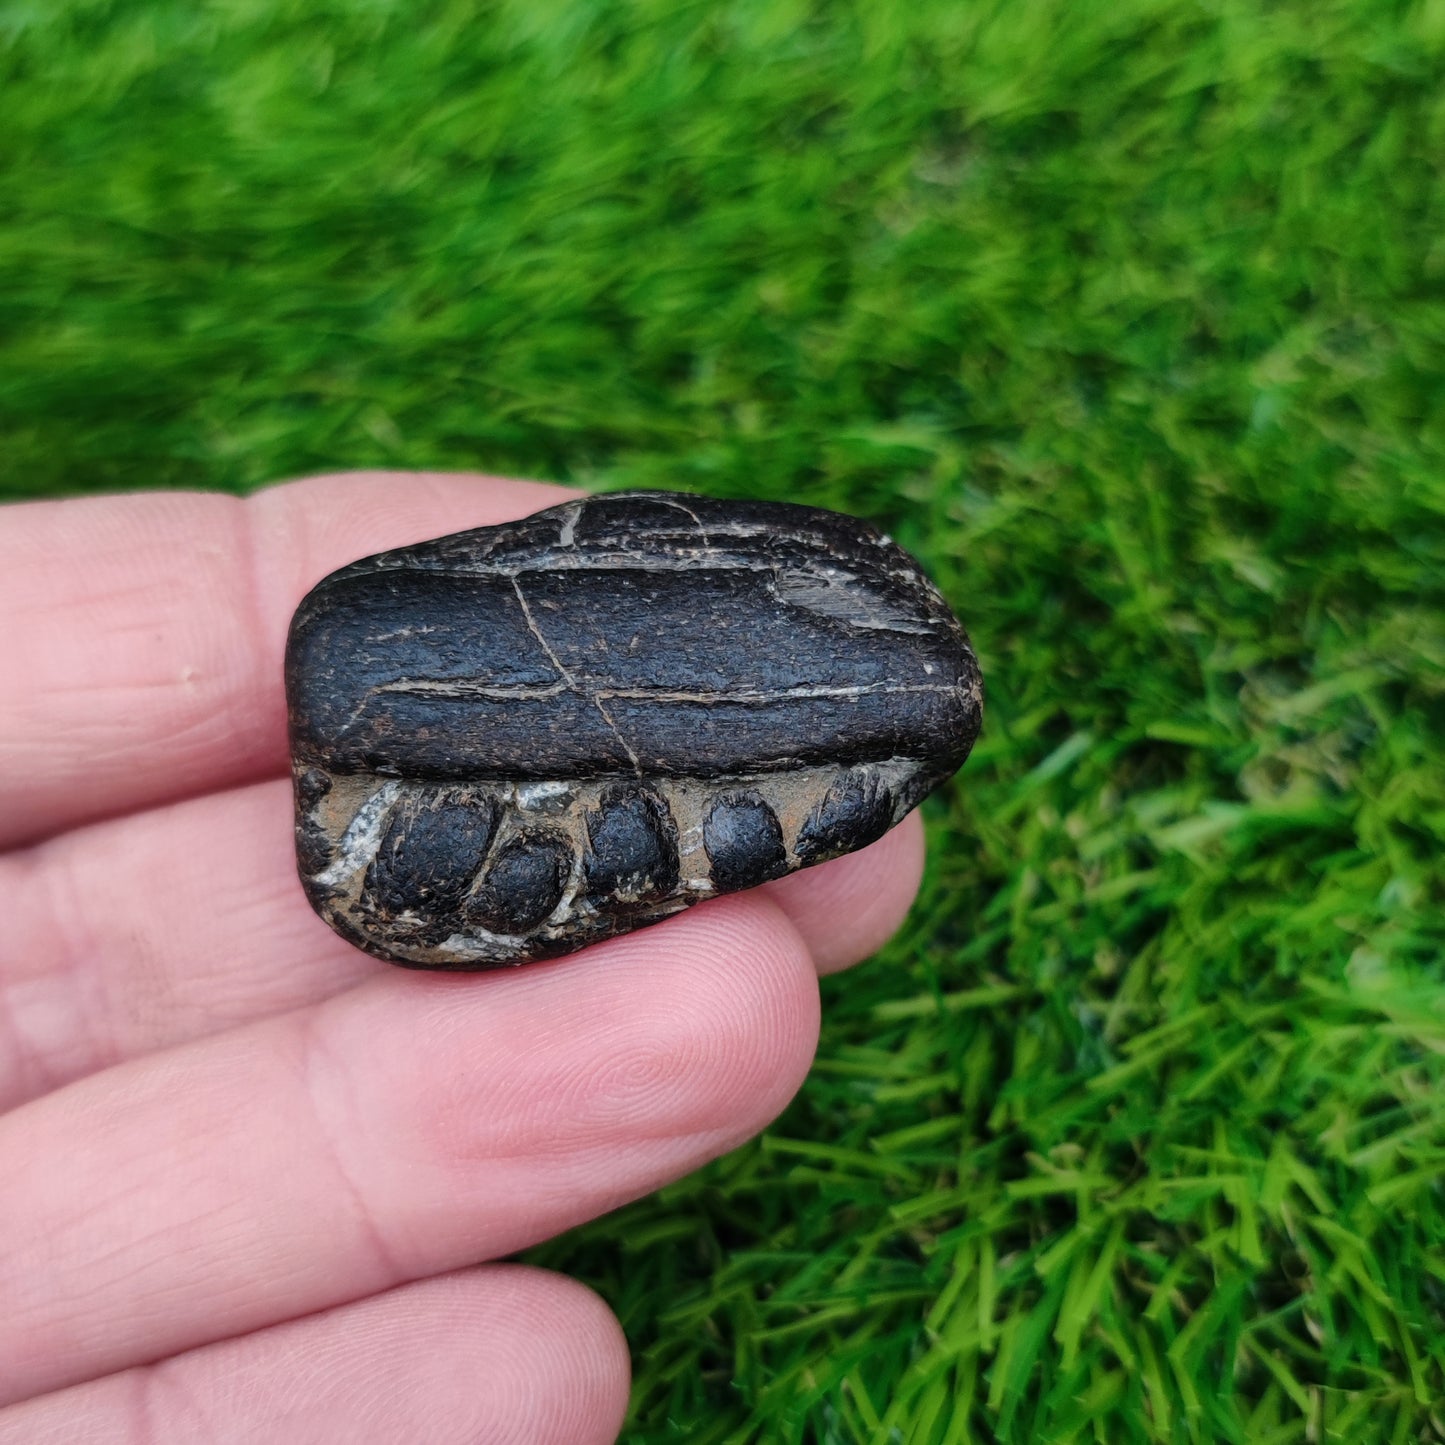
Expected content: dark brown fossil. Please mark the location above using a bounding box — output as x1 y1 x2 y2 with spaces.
285 490 983 968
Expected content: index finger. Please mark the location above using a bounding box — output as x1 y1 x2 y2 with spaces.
0 472 574 848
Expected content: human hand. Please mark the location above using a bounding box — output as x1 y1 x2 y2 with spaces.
0 473 925 1443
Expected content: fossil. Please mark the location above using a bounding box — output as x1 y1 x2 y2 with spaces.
285 490 983 968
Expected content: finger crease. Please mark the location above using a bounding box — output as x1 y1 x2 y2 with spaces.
127 1364 159 1445
0 846 111 1104
143 1353 214 1442
232 499 286 760
293 1010 407 1292
44 844 115 1077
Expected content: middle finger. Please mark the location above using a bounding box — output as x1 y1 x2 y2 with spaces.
0 895 819 1406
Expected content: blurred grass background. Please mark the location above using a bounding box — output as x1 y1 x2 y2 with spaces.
4 0 1445 1439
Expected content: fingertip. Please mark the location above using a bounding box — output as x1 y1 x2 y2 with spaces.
638 893 821 1136
419 892 822 1154
469 1265 632 1445
762 811 926 975
344 894 822 1271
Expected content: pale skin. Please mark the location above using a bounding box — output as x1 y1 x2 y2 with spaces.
0 473 926 1444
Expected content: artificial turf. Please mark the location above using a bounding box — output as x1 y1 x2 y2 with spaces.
4 0 1445 1438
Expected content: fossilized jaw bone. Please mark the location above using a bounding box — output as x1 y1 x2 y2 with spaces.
285 490 983 969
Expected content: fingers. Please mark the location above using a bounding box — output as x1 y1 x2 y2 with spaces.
0 1266 630 1444
0 472 575 848
0 779 921 1109
0 897 818 1404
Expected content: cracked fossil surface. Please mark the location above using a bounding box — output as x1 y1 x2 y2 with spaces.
284 490 984 968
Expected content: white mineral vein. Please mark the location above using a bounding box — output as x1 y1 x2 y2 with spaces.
650 493 710 543
314 780 401 887
373 678 963 702
510 575 644 772
556 502 582 550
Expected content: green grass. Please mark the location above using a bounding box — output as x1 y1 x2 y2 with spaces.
5 0 1445 1438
